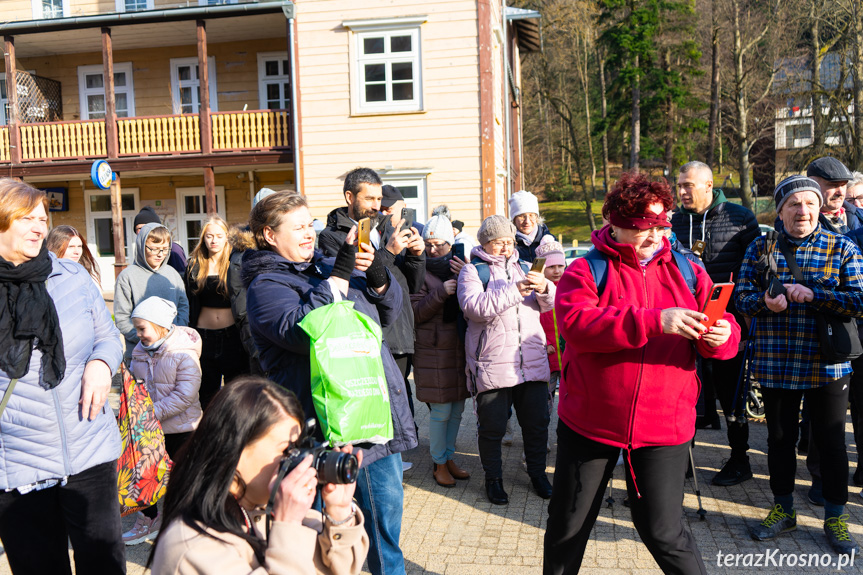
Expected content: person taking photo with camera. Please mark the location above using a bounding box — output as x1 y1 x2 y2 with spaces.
149 377 368 574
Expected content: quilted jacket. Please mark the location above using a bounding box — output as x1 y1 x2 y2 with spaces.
0 254 124 490
131 326 203 435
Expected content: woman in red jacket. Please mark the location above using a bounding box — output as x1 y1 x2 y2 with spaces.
543 172 741 575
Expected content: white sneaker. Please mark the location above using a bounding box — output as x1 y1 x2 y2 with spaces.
502 420 514 446
402 461 413 472
122 512 160 546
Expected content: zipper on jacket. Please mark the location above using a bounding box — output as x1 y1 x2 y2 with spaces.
52 388 72 476
624 266 650 499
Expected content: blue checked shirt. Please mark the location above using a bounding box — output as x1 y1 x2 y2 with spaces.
736 225 863 390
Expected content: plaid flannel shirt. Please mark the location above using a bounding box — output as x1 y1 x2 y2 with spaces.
735 225 863 390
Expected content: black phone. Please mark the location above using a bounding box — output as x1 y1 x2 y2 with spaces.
452 243 465 261
400 207 416 233
767 275 787 298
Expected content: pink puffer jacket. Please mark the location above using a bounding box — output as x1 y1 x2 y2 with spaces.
457 246 555 395
131 326 203 435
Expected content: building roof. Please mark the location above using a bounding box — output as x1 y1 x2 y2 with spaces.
505 6 542 53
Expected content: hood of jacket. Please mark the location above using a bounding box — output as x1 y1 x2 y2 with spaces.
679 188 728 217
135 222 172 272
469 244 520 267
143 325 203 359
229 225 257 252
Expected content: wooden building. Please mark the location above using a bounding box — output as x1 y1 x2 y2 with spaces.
0 0 540 292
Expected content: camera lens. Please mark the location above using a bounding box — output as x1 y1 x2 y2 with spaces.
315 451 359 485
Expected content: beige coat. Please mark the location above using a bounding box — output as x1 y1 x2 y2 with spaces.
150 509 369 575
130 326 203 435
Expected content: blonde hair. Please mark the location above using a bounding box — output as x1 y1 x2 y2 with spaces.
187 217 232 297
0 178 48 232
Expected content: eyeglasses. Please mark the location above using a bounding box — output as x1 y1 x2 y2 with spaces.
145 246 170 256
491 240 515 248
424 242 448 251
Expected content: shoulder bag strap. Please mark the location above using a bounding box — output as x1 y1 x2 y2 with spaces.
776 235 805 283
0 379 19 421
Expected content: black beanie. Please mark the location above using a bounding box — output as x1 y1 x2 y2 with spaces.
134 206 161 229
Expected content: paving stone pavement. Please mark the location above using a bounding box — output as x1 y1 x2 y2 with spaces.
1 387 862 574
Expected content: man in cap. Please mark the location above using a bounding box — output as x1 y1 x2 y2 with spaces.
807 156 863 233
737 175 863 555
671 160 760 487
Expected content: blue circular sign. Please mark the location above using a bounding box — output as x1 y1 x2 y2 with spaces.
91 160 115 190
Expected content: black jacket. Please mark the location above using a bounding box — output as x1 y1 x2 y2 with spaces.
671 194 759 321
226 226 263 375
515 222 554 262
318 207 425 355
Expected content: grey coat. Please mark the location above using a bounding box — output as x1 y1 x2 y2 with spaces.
114 222 190 360
0 255 124 490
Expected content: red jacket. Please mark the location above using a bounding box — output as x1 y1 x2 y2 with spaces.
556 226 740 451
539 281 562 373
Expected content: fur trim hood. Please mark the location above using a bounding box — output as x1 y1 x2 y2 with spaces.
229 225 257 252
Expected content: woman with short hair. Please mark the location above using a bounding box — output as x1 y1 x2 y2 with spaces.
545 171 740 574
0 178 126 574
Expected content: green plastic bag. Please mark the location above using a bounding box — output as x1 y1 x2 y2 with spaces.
298 300 393 445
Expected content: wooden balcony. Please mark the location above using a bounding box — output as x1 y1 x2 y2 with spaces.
0 109 291 163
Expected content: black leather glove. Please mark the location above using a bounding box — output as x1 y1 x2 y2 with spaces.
365 253 388 289
330 242 357 281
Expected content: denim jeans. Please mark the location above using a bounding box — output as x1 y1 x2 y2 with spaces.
429 400 465 464
354 453 406 575
0 460 126 575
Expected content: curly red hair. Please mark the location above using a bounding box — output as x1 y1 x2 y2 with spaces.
602 171 674 222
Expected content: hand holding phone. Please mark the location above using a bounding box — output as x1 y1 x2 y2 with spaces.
700 282 734 329
530 257 547 274
357 218 371 252
452 243 465 262
400 208 416 233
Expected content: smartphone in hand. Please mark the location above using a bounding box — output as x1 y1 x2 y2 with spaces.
452 243 465 261
767 275 787 298
358 217 371 252
400 207 416 233
530 257 547 274
700 282 734 328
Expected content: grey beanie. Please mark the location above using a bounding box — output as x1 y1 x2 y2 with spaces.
252 188 278 208
131 296 178 329
774 175 823 212
477 215 517 245
423 214 455 245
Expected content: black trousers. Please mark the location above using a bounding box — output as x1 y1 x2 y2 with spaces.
476 381 550 479
702 351 750 460
0 460 126 575
762 375 850 505
544 423 705 575
197 324 249 410
846 355 863 474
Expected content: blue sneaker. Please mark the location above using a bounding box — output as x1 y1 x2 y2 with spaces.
750 504 796 541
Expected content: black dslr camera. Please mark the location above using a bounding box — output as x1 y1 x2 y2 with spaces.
277 419 358 487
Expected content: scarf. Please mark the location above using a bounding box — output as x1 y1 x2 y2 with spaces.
516 227 539 246
425 254 459 323
0 244 65 389
144 326 176 356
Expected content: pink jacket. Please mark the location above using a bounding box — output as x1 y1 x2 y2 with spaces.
556 227 740 451
131 326 203 435
457 245 555 395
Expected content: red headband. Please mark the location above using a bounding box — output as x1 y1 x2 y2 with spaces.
609 211 672 230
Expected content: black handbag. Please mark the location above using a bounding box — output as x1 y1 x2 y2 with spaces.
776 235 862 364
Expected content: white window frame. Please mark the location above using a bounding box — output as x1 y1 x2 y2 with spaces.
0 79 6 126
77 63 136 120
32 0 69 19
257 52 291 110
343 16 427 115
378 169 431 222
170 57 218 115
115 0 154 12
176 187 227 254
84 187 140 292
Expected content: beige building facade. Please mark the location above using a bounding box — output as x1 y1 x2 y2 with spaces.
1 0 539 291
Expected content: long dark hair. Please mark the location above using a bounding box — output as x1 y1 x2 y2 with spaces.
147 377 305 568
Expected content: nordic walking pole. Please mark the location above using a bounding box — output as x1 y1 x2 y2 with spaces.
689 444 707 520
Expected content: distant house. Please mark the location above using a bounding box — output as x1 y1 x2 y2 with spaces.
773 52 854 179
0 0 540 291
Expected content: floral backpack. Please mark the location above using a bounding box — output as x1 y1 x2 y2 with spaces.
116 363 172 517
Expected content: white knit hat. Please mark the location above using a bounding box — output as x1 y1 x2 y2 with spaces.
508 190 540 219
423 212 455 245
131 297 178 329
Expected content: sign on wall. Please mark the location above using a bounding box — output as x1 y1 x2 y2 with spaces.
45 188 68 212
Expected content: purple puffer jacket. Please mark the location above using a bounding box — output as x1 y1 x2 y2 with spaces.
457 245 555 395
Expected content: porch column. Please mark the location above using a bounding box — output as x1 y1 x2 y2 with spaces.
101 27 118 159
196 19 216 215
111 172 127 276
4 36 21 164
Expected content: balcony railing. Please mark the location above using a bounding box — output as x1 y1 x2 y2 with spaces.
0 109 291 163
